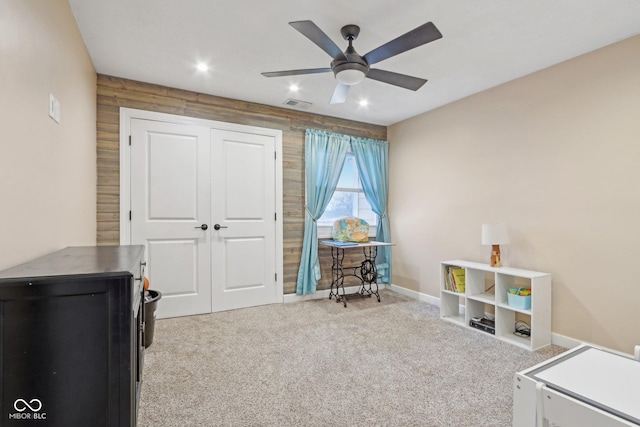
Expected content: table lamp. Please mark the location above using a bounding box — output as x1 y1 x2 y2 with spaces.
482 224 509 267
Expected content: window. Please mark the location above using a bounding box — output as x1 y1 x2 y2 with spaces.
317 152 377 236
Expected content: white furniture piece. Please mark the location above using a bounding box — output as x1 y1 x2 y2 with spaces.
440 260 551 351
513 344 640 427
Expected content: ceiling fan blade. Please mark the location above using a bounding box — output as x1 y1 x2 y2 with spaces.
363 22 442 66
261 68 332 77
366 69 427 91
330 83 350 104
289 20 346 60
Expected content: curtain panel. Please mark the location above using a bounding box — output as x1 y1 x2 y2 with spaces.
351 137 391 284
296 130 350 295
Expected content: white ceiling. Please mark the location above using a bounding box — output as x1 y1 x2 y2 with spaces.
68 0 640 126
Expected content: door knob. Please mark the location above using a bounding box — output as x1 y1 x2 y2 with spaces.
213 224 228 230
195 224 208 230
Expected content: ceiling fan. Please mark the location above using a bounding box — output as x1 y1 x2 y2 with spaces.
262 20 442 104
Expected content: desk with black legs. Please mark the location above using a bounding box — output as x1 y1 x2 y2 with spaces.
320 240 394 307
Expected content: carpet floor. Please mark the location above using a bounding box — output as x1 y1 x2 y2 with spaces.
138 290 565 426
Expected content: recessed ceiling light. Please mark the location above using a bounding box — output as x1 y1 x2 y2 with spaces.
196 63 209 72
289 84 299 92
359 99 369 107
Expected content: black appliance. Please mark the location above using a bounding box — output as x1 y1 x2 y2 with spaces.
0 245 146 427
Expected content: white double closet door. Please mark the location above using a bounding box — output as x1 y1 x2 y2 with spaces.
127 113 281 318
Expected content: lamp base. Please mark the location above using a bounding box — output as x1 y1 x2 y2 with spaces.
490 244 502 267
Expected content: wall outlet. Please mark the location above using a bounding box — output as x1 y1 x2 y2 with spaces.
49 93 60 123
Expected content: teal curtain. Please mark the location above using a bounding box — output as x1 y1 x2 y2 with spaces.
351 137 392 283
296 130 350 294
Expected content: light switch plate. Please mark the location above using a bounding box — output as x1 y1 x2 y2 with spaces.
49 93 60 123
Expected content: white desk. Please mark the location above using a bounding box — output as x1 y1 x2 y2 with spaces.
513 344 640 426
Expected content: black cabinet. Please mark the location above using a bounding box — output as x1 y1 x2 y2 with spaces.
0 246 145 427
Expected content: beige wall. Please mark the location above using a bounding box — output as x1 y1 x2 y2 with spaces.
0 0 97 270
388 35 640 354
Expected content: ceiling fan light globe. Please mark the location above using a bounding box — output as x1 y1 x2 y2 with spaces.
335 69 366 85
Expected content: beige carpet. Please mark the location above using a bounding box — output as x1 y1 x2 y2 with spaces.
138 290 565 426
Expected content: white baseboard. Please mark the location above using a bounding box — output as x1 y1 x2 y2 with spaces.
283 284 388 304
387 284 441 307
550 333 582 350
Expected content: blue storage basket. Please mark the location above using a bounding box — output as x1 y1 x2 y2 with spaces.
507 292 531 310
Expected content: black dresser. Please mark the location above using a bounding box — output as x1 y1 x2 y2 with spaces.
0 245 146 427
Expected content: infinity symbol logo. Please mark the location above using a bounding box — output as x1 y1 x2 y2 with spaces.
14 398 43 412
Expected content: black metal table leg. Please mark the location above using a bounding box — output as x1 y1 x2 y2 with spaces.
328 247 347 307
357 246 380 302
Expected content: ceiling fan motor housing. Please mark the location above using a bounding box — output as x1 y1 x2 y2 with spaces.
332 25 369 85
331 55 369 82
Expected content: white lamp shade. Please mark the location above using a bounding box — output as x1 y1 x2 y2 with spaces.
482 224 510 245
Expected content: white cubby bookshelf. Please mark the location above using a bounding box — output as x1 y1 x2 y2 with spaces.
440 260 551 351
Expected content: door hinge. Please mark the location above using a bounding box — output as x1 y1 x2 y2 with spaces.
129 210 132 221
274 212 277 221
275 273 277 282
129 135 132 146
274 151 276 160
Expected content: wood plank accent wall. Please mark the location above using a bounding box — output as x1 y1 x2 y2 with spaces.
96 75 386 294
